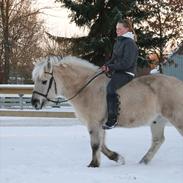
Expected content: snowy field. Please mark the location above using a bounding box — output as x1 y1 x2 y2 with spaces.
0 117 182 183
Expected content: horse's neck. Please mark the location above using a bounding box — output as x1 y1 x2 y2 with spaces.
55 66 98 99
54 65 108 122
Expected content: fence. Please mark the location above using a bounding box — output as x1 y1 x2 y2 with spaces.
0 84 75 118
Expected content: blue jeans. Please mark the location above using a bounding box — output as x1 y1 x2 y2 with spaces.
107 73 133 96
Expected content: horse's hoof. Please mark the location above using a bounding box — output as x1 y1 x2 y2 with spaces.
88 161 100 168
139 158 149 164
117 155 125 165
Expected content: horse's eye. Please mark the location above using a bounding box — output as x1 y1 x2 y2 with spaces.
42 80 47 85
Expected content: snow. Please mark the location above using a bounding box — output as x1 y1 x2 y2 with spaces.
0 106 74 113
0 117 78 127
0 117 182 183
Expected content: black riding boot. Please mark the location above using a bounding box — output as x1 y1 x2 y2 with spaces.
102 94 120 129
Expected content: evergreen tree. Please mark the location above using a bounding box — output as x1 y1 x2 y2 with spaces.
56 0 142 65
56 0 183 70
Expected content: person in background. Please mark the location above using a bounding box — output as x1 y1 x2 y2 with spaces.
102 19 139 129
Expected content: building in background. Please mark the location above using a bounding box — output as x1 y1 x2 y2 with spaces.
163 42 183 80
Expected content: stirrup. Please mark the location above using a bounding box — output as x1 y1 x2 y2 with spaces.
102 121 118 130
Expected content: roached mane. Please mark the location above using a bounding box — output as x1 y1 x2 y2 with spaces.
32 55 99 81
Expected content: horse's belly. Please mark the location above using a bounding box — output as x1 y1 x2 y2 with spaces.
118 111 157 128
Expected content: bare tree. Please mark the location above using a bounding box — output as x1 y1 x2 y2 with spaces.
136 0 183 72
44 32 76 57
0 0 44 83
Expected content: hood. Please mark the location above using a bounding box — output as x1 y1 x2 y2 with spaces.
122 32 135 40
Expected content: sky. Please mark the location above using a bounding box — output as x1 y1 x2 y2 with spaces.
33 0 89 37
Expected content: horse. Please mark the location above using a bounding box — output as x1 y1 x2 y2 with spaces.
31 55 183 167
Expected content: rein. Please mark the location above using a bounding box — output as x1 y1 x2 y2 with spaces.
33 70 104 105
59 70 104 104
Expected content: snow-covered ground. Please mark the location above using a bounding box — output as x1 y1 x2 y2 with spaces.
0 117 182 183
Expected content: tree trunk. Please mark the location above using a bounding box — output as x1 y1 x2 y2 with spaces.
157 5 163 74
1 0 11 83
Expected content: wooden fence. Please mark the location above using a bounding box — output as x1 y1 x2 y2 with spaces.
0 84 75 118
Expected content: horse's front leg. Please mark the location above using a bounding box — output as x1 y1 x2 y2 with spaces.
88 125 103 167
101 142 125 165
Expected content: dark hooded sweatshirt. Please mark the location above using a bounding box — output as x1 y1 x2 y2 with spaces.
106 36 138 76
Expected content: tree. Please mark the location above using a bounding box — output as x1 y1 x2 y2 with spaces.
135 0 183 72
55 0 183 72
44 32 75 56
56 0 141 65
0 0 44 83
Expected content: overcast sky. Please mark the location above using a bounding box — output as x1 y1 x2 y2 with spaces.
34 0 88 37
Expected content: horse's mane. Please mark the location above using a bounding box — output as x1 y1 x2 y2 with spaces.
32 55 99 81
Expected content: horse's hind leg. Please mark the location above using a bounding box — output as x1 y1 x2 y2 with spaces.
177 128 183 136
139 118 166 164
168 117 183 136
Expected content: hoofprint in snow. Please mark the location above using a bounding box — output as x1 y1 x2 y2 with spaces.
0 117 182 183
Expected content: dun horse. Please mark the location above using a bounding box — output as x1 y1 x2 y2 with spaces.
31 56 183 167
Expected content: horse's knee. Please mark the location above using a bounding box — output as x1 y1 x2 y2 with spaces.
152 136 165 148
92 143 100 153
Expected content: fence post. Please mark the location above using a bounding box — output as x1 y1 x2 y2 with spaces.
0 97 5 108
19 93 24 110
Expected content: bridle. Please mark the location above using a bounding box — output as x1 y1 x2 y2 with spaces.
32 72 59 104
32 70 104 105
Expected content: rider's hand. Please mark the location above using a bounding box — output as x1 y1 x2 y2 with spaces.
101 65 110 73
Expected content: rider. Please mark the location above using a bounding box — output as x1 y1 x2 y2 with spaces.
102 19 139 129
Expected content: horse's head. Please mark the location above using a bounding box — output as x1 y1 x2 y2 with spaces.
31 55 100 109
31 56 60 109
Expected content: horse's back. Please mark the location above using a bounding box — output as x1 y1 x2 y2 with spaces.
123 74 183 99
137 74 183 100
117 74 183 127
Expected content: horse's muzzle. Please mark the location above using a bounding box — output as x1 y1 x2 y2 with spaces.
31 97 43 110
